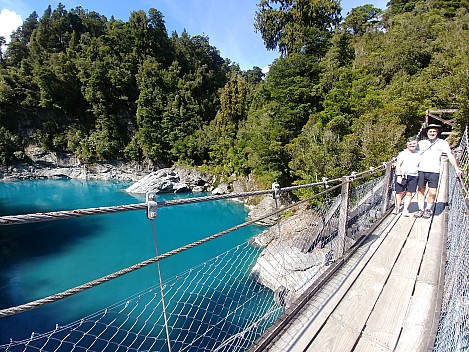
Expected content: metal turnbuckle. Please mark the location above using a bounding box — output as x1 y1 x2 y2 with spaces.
146 192 158 220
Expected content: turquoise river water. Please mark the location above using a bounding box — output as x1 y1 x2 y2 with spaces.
0 179 265 346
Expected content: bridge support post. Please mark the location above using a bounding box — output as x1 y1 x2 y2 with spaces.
338 176 350 258
381 162 393 214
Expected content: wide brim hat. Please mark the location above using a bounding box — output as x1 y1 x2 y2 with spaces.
425 123 442 132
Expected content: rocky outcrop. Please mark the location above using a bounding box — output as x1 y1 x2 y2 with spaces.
249 203 352 307
211 182 231 195
0 146 150 181
125 165 215 194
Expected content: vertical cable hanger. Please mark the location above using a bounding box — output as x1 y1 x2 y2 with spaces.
146 192 172 352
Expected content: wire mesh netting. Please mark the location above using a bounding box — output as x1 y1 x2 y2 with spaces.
348 174 390 238
0 243 282 352
433 127 469 352
0 167 394 352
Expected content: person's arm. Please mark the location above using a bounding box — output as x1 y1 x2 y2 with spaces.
395 152 405 184
447 152 463 176
442 141 463 176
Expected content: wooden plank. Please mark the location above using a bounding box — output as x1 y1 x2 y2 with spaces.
427 113 454 126
418 244 444 286
329 236 404 323
390 238 426 279
268 216 398 352
418 157 446 285
354 336 393 351
331 218 415 323
360 237 426 349
387 214 417 240
307 226 411 351
358 277 415 350
305 315 360 352
279 216 400 351
353 339 393 351
395 282 438 352
315 217 414 351
269 218 398 352
427 109 458 114
408 216 431 242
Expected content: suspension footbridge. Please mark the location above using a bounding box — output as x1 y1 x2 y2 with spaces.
0 127 467 352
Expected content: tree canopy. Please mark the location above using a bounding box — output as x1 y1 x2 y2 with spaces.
1 1 468 192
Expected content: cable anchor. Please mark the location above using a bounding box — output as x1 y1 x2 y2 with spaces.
322 177 329 189
272 182 280 199
146 192 158 220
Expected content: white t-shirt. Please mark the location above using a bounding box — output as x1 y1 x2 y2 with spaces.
418 138 452 173
396 148 420 176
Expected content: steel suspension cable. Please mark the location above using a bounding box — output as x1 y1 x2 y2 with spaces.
0 183 343 317
0 164 386 227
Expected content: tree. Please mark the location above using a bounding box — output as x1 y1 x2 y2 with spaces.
254 0 342 56
6 12 38 65
0 36 5 64
343 5 382 35
388 0 420 14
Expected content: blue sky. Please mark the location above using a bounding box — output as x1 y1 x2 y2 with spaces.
0 0 388 70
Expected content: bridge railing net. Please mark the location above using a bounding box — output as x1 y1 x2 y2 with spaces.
433 126 469 352
0 167 392 352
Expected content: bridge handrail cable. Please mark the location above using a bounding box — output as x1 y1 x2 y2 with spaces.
0 182 347 318
0 166 384 227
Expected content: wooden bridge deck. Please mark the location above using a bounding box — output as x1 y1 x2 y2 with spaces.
250 164 449 352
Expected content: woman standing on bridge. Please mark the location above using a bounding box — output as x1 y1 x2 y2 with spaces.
393 136 420 216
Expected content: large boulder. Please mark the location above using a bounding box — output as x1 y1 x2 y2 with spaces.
211 182 231 195
125 165 214 194
249 206 342 306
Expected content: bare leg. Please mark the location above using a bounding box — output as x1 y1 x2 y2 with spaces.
425 187 438 209
395 192 404 210
403 191 413 211
417 186 426 210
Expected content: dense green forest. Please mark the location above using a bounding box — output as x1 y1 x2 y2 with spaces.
0 0 468 188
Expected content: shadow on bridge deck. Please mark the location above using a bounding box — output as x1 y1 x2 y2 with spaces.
249 164 449 352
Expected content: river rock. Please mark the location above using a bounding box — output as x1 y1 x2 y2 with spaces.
125 165 214 194
249 205 344 306
211 182 231 195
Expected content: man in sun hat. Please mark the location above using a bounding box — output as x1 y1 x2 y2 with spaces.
414 124 463 218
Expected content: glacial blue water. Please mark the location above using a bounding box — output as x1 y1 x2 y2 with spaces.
0 179 265 345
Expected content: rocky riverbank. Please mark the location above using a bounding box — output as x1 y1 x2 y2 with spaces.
0 146 149 182
2 146 333 302
0 146 286 225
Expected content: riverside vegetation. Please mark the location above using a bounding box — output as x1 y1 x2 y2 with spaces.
1 0 469 196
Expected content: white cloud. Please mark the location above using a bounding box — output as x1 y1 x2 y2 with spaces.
0 8 22 44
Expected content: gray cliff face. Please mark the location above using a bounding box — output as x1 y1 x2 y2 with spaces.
0 146 149 181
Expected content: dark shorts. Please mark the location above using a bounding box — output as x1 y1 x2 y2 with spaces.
418 171 440 189
395 175 418 193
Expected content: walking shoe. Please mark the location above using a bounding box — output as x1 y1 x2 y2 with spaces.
422 209 433 219
414 210 424 218
392 208 399 215
402 210 410 217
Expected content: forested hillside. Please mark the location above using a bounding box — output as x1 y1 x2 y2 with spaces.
1 0 468 188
